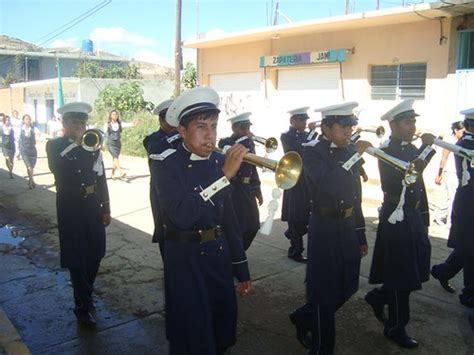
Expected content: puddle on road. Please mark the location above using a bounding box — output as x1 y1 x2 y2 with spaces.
0 224 25 246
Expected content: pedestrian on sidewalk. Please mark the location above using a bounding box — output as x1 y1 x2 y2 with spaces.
154 87 252 355
104 109 135 179
432 120 465 226
19 114 40 189
365 99 435 349
431 108 474 308
1 114 15 178
46 102 111 328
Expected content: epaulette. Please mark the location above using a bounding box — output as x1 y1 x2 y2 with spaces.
149 148 176 161
167 133 181 143
302 139 320 147
235 136 248 144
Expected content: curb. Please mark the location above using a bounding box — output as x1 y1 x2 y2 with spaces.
0 307 30 355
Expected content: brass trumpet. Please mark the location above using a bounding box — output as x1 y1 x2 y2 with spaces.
253 136 279 154
213 144 302 190
364 146 425 185
81 129 104 152
356 126 385 139
421 135 474 168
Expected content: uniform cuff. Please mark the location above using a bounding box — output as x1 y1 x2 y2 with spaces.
232 260 250 282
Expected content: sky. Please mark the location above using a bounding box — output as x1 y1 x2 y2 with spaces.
0 0 432 67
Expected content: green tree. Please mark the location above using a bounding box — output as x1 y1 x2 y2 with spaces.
182 61 197 89
94 81 153 118
2 71 17 87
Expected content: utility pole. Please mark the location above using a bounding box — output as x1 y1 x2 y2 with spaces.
174 0 183 97
345 0 350 15
376 0 380 10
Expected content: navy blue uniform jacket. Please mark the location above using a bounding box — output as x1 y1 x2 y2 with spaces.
303 139 366 305
46 137 110 269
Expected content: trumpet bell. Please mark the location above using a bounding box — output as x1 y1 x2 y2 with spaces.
404 158 425 185
265 137 278 153
274 151 303 190
81 129 104 152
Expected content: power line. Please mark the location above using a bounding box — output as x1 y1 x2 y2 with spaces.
35 0 112 47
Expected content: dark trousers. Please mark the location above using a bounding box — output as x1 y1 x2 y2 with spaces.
285 220 307 257
309 303 343 355
432 250 474 297
69 261 100 312
366 287 411 336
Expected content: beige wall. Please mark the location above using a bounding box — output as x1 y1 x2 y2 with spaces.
0 87 24 116
197 17 465 139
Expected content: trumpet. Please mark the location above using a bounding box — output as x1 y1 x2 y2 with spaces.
421 135 474 168
253 136 278 154
81 129 104 152
356 126 385 139
364 146 425 185
212 144 303 190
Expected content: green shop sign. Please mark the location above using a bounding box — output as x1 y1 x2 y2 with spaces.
259 49 347 68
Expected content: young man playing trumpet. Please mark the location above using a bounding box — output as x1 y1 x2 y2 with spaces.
365 99 435 348
153 87 252 355
431 108 474 308
218 112 263 250
46 102 111 328
291 102 370 354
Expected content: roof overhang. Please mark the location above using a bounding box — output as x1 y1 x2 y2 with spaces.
183 1 474 49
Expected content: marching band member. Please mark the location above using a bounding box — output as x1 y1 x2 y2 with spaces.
143 99 181 253
431 108 474 308
290 102 370 354
46 102 111 328
280 107 311 263
365 99 435 348
218 112 262 250
153 87 252 355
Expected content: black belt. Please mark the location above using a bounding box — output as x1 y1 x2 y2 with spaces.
58 184 97 198
384 194 420 208
314 207 353 220
164 226 221 243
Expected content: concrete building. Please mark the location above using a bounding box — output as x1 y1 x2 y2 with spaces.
184 1 474 141
0 77 173 132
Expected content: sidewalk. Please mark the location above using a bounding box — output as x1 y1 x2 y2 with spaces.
0 142 472 354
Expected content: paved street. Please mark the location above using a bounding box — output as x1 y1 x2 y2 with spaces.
0 140 473 355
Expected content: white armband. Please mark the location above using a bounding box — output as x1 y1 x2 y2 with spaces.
200 176 230 201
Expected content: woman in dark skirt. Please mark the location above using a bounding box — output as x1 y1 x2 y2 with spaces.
105 110 134 179
19 114 39 189
2 114 15 178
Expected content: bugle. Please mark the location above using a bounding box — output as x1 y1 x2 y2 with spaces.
356 126 386 139
81 129 104 152
427 136 474 168
253 136 279 154
364 146 425 185
213 144 302 190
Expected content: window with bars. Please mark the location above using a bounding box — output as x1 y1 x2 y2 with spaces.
458 30 474 70
370 63 427 100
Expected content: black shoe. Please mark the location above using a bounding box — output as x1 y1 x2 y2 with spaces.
74 308 97 328
288 255 307 264
431 269 455 293
460 294 474 308
289 312 312 349
384 330 418 348
364 294 386 323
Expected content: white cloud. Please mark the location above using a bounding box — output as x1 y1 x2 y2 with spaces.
204 28 226 39
90 27 158 46
50 37 79 48
133 49 173 68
